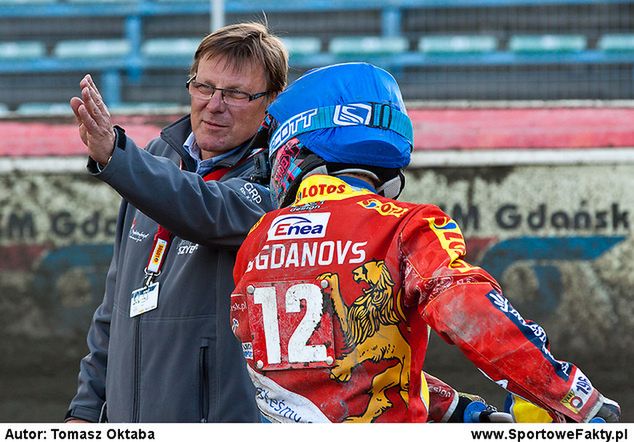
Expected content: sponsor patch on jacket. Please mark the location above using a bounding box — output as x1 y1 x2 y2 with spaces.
242 342 254 360
561 369 594 414
427 217 466 259
358 198 409 218
177 240 199 255
240 182 264 204
426 217 475 272
128 218 150 243
267 213 330 241
293 175 372 205
290 201 325 212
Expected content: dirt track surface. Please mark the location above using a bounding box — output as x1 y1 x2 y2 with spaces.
0 335 630 423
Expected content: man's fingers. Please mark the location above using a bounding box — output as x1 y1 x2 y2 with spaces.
76 102 99 133
84 75 109 115
81 85 112 131
82 74 100 99
71 101 91 146
75 74 115 162
69 97 83 123
81 86 101 116
84 73 97 90
70 96 83 113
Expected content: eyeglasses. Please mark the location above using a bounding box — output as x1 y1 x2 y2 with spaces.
186 75 269 106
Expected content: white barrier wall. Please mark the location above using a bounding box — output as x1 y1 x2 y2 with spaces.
0 169 119 340
402 160 633 356
0 160 630 357
0 153 631 421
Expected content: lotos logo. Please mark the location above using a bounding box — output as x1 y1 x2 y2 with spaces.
427 217 472 271
150 240 167 265
333 103 372 126
296 183 347 201
358 198 409 218
267 213 331 241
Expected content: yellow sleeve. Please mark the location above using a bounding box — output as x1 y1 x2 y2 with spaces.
507 394 554 423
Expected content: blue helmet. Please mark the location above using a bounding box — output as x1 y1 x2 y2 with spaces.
266 62 413 207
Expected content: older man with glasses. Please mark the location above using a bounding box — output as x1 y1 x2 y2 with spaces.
65 22 287 423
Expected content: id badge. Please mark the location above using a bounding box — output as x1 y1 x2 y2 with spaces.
130 282 159 317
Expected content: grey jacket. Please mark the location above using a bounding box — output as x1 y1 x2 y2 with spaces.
66 115 271 422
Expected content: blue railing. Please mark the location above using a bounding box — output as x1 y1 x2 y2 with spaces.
4 48 632 105
1 0 633 105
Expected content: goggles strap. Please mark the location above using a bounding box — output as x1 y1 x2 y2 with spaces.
269 102 413 155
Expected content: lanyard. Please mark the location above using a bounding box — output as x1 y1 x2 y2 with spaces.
142 164 236 286
141 149 262 287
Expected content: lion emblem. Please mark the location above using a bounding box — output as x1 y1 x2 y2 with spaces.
318 260 410 422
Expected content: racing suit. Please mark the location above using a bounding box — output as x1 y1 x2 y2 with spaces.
230 174 605 423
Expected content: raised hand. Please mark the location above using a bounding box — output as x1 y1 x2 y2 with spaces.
69 74 116 166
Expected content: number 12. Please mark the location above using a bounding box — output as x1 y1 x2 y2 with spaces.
252 284 332 366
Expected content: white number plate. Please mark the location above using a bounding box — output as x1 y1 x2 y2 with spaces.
247 281 335 371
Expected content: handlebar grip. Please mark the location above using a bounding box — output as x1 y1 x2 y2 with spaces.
590 417 606 423
464 401 514 423
464 401 488 423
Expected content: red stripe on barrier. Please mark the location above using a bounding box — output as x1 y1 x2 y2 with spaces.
0 115 172 157
2 108 634 156
410 108 634 150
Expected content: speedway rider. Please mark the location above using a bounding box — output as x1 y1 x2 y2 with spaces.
230 62 621 423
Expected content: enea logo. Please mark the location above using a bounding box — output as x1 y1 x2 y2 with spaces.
333 103 372 126
267 213 331 241
358 198 409 218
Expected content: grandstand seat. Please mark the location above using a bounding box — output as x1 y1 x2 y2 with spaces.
141 38 200 58
597 34 634 52
508 34 587 52
418 35 497 54
16 102 73 116
0 41 46 59
329 36 409 55
109 102 183 114
65 0 132 2
281 37 321 56
0 0 55 3
54 39 131 58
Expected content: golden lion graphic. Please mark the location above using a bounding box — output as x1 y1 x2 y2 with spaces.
318 260 410 422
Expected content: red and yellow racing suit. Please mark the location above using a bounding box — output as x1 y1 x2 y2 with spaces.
231 175 604 423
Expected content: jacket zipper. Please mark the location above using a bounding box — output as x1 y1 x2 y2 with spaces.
132 317 141 422
199 338 210 423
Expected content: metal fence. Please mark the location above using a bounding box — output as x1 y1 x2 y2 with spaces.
0 0 633 112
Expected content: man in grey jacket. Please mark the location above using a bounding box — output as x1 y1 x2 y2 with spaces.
65 22 288 423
